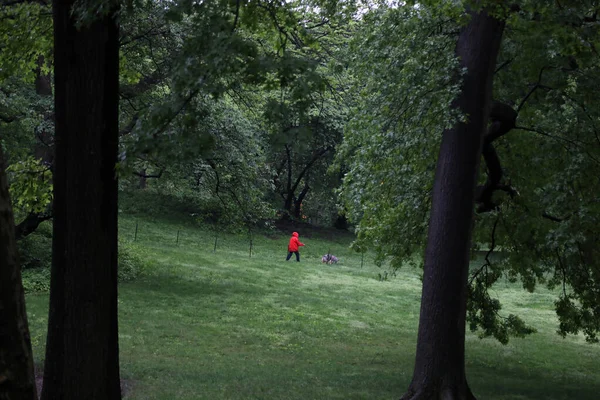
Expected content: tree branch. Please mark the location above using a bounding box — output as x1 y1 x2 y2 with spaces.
476 101 518 212
494 57 514 74
290 146 331 195
514 125 600 165
231 0 241 32
542 211 571 222
469 215 499 286
15 210 52 240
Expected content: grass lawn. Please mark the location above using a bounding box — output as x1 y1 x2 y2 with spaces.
25 214 600 399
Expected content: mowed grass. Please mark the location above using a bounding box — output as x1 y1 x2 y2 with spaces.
25 214 600 399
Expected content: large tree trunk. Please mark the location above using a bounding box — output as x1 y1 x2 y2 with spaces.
41 1 122 399
400 8 506 400
0 148 37 400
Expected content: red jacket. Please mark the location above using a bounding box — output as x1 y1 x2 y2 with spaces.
288 232 305 252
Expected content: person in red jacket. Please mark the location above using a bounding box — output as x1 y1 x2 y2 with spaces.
286 232 305 262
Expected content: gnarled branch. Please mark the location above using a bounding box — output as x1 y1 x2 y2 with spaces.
476 101 518 213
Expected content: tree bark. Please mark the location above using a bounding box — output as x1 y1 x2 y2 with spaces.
41 0 122 399
0 147 38 400
400 7 506 400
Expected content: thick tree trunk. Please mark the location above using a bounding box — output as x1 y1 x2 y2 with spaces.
400 8 505 400
0 148 37 400
41 1 122 399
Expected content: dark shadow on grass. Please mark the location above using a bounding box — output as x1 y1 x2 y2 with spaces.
122 271 268 302
468 358 600 399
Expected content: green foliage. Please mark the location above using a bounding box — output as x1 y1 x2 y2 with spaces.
5 0 598 347
469 2 600 342
340 1 600 343
21 267 51 293
468 259 537 344
0 78 51 165
18 221 52 294
17 221 52 270
0 3 52 82
116 0 348 227
338 5 461 269
7 156 53 214
118 239 145 282
18 223 145 292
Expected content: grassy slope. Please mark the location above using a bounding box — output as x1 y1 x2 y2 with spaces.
25 211 600 399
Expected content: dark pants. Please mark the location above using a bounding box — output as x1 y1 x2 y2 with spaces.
286 251 300 261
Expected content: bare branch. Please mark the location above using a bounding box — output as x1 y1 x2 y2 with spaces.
494 57 514 74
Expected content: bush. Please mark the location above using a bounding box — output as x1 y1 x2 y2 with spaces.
17 221 52 270
21 267 51 293
118 239 145 282
20 235 145 293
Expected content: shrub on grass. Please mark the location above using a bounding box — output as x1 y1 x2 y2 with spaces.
118 239 145 282
20 235 145 293
22 267 51 293
18 222 53 293
17 221 52 270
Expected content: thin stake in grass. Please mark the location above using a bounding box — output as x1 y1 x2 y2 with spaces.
248 229 253 258
176 230 180 245
134 222 138 241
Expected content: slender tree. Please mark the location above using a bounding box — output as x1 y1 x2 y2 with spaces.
41 0 122 398
400 6 506 400
0 147 37 400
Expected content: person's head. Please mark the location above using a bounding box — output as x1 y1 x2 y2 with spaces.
292 232 299 237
